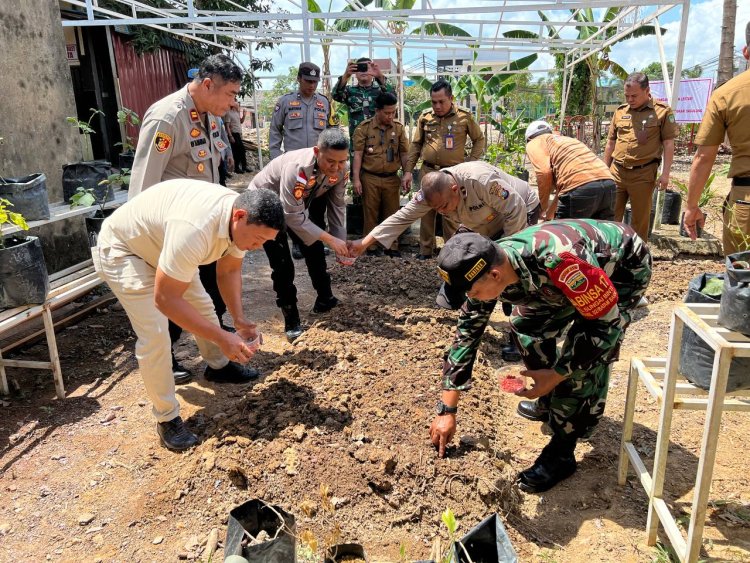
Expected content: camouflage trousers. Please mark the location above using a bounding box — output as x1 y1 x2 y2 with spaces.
510 255 652 441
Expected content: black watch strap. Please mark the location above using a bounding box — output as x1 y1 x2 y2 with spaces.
436 400 458 415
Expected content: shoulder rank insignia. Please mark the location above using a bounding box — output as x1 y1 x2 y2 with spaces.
189 109 200 122
211 121 217 130
153 131 172 153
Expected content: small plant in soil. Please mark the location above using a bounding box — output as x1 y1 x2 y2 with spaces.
114 108 141 153
69 170 129 216
67 108 105 161
297 483 343 562
0 197 29 249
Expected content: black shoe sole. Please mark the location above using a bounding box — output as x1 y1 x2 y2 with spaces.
158 437 198 451
173 373 193 385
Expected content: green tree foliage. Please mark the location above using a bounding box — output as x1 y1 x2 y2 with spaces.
640 61 704 80
97 0 285 95
258 67 299 119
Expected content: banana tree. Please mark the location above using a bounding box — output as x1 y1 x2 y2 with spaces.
307 0 335 95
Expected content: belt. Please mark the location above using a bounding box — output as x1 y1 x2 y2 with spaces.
733 177 750 186
362 170 399 178
422 161 443 170
614 158 661 170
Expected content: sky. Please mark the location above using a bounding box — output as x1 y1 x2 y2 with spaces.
246 0 749 92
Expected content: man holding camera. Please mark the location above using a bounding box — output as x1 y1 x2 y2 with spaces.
332 57 394 143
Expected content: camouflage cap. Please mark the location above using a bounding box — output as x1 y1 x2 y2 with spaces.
437 232 499 290
298 62 321 81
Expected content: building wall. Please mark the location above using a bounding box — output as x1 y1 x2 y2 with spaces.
0 0 81 203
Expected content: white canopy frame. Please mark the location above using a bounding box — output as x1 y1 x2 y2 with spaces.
62 0 690 170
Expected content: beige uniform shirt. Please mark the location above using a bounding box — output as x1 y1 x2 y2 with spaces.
607 99 679 167
248 148 347 246
369 161 538 249
405 105 485 172
353 118 409 175
224 107 242 134
695 69 750 178
98 180 244 283
128 86 225 199
269 91 330 160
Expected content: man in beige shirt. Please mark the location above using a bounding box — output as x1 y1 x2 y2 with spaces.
93 182 284 451
684 22 750 254
525 120 616 221
404 79 485 258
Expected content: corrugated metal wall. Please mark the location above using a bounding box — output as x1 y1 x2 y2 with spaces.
111 33 189 144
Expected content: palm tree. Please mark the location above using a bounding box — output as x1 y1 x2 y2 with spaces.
718 0 737 86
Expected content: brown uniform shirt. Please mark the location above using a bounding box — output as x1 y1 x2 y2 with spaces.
608 99 679 167
695 69 750 178
353 118 409 175
405 105 485 172
527 133 613 196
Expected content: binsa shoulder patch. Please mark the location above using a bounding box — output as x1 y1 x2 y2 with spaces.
545 252 618 320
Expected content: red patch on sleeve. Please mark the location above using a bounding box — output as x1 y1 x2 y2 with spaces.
546 252 618 320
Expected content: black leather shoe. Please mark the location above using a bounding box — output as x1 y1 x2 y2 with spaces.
292 243 303 260
517 399 550 421
285 325 304 342
204 362 259 383
172 359 193 385
281 305 304 342
312 295 339 314
157 416 199 451
366 247 384 257
518 452 576 493
501 342 522 362
384 249 402 258
415 253 432 261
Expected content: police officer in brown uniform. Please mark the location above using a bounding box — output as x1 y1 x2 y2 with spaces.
352 92 410 256
128 55 242 383
604 72 678 241
684 22 750 253
404 79 485 259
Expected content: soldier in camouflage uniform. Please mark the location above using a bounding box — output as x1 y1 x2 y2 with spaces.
430 220 651 493
332 57 394 146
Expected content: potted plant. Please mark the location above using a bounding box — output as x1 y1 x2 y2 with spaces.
62 108 112 203
673 174 718 238
0 135 50 221
114 107 140 172
70 169 128 247
0 199 49 308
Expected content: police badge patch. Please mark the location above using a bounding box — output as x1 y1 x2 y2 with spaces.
190 128 201 138
413 190 425 203
154 131 172 153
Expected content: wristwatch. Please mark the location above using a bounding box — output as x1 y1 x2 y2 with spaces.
435 400 458 415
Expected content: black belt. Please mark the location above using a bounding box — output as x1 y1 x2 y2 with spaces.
422 161 444 170
733 177 750 186
614 158 660 170
362 170 399 178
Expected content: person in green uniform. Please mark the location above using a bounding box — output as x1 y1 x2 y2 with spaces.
429 220 652 492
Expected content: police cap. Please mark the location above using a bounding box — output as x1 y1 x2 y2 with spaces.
437 232 499 290
298 62 321 81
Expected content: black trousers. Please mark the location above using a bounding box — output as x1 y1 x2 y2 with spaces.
230 133 247 172
262 197 333 309
556 179 616 220
168 261 226 345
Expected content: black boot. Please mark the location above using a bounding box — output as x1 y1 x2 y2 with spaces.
312 295 339 314
516 399 550 421
204 362 259 383
282 305 304 343
157 416 199 451
292 242 303 260
501 341 522 362
172 356 193 385
518 437 577 493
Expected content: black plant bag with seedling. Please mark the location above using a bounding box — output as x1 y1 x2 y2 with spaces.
718 251 750 337
224 499 295 562
454 513 517 563
679 272 750 391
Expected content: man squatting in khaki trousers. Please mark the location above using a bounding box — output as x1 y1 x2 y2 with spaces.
403 79 485 258
604 72 679 241
93 182 284 451
684 20 750 254
352 91 410 256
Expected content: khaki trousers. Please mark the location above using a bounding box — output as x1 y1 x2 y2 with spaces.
611 162 659 241
362 171 401 250
723 184 750 255
92 246 228 422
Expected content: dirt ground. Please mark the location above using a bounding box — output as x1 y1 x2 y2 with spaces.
2 165 750 563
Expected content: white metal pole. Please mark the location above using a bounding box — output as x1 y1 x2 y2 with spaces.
560 53 570 126
654 17 672 100
670 0 690 109
302 0 311 61
248 41 264 170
